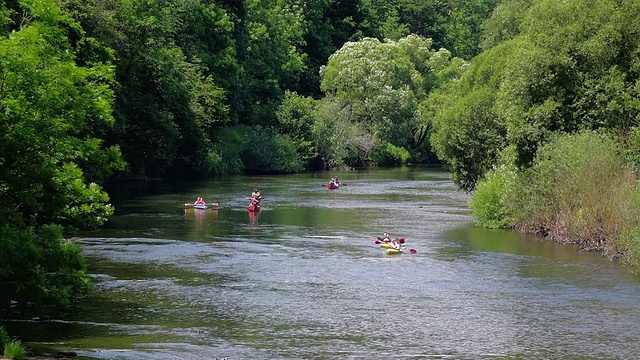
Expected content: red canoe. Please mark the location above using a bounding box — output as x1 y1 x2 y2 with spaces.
248 199 261 212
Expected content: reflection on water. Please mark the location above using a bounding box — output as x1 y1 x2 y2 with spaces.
2 167 640 359
248 211 259 224
184 208 218 230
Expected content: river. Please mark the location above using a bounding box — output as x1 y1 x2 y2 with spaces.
3 166 640 359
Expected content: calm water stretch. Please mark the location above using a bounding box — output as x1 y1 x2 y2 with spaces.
3 167 640 359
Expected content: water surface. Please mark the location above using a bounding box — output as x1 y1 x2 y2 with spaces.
3 167 640 359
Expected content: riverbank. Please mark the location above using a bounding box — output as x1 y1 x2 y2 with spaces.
1 349 77 360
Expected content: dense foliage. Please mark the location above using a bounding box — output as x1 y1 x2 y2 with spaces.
0 0 121 304
433 0 640 189
471 132 640 262
462 0 640 268
53 0 500 179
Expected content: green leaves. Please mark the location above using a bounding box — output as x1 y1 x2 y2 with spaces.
320 36 434 157
0 0 118 304
431 0 640 189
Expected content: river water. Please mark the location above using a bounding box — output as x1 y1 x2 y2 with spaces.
3 166 640 359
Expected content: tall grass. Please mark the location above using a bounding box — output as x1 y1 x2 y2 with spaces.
3 339 26 360
617 181 640 271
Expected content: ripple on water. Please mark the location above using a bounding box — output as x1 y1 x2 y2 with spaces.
29 169 640 359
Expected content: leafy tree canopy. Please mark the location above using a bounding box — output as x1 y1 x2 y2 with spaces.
0 0 123 304
430 0 640 189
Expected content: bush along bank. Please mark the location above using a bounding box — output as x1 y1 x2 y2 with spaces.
469 131 640 271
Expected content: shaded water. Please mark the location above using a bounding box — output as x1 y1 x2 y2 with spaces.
3 167 640 359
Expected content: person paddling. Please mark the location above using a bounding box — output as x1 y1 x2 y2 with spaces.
250 189 263 206
377 232 392 243
389 238 403 250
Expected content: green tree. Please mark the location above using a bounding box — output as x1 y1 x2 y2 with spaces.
0 0 122 304
320 35 465 167
297 0 359 97
64 0 229 179
429 41 512 189
498 0 640 168
276 91 319 168
397 0 499 59
480 0 533 50
236 0 307 126
320 36 425 162
431 0 640 189
312 98 356 169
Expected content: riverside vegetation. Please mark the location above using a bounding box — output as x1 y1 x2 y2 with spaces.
0 0 639 350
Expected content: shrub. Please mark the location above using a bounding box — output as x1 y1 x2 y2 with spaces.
511 131 634 256
370 143 412 165
240 127 304 174
208 127 246 175
4 339 26 360
313 100 351 169
0 326 10 349
0 223 92 305
469 163 518 229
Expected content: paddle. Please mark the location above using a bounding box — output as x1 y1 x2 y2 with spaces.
185 202 219 207
321 183 347 187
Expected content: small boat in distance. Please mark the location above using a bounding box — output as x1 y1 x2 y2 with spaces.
184 202 218 209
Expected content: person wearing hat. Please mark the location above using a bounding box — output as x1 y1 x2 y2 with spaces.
329 175 340 187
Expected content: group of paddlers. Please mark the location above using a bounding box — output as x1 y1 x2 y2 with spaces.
377 232 404 250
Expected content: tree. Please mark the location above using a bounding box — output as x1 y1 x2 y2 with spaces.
480 0 533 50
397 0 499 59
320 37 421 147
430 0 640 189
276 91 319 168
498 0 640 167
429 40 512 190
235 0 307 126
64 0 229 179
0 0 123 304
320 35 463 165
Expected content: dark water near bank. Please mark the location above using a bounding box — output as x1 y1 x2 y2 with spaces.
3 167 640 359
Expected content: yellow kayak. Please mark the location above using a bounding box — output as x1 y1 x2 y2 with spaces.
386 248 403 255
